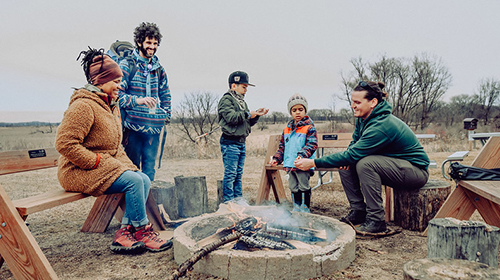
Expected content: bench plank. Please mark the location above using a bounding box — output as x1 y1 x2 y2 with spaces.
0 148 59 176
13 190 89 217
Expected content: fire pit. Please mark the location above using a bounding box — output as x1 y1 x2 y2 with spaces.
172 204 355 280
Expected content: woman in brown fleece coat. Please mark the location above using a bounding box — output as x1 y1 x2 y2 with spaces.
55 47 171 253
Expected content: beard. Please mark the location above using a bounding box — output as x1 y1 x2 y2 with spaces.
139 44 156 59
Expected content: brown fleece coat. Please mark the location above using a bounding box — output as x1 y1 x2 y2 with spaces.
55 86 138 196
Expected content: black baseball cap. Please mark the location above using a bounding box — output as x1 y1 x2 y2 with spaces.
228 71 255 87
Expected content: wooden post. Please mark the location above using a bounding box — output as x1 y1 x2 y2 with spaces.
150 180 178 220
427 218 500 268
175 175 208 218
217 180 224 205
393 179 451 231
0 185 59 279
403 258 500 280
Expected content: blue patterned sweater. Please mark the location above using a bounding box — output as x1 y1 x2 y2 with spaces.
118 49 171 134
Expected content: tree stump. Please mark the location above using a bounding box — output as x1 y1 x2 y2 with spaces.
150 180 178 220
427 218 500 267
393 179 451 231
174 175 208 218
217 180 224 205
403 258 500 280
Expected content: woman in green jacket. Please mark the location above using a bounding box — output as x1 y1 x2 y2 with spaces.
295 81 429 233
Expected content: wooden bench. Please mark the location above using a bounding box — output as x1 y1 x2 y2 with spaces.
423 136 500 236
256 132 436 222
0 148 166 280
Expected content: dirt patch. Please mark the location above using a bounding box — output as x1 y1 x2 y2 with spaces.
0 143 492 279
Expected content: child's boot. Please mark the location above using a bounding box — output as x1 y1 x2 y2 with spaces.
292 191 302 212
300 190 311 213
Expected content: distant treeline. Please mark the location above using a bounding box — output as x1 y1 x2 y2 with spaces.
0 121 60 127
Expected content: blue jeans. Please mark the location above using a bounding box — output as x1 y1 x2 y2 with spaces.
220 138 246 202
124 129 160 181
104 170 151 228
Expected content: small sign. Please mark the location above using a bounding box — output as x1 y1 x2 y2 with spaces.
322 134 338 141
28 149 47 159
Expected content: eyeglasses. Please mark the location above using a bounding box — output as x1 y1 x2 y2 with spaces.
358 81 377 93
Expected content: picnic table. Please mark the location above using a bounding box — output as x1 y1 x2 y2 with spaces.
471 132 500 146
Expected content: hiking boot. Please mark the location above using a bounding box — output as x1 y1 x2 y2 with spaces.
339 210 366 225
300 204 311 213
110 225 145 253
356 219 387 233
134 223 173 252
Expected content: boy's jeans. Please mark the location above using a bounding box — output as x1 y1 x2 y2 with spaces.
124 130 160 181
105 170 151 228
220 139 246 202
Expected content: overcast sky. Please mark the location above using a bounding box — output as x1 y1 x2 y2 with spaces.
1 0 499 122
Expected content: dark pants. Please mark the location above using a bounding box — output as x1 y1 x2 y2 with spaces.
124 130 160 181
339 155 429 222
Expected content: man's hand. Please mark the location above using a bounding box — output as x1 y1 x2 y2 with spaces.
294 157 315 171
136 97 157 109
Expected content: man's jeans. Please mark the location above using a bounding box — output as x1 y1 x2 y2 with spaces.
125 130 160 181
339 155 429 222
104 170 151 228
220 139 246 202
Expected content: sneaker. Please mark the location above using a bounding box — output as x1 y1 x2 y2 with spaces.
356 219 387 233
110 225 145 253
234 197 250 207
134 223 173 252
300 204 310 213
339 210 366 225
292 203 301 212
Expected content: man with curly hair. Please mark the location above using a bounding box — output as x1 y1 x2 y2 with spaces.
118 22 171 181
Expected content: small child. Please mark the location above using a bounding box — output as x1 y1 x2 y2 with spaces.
269 93 318 212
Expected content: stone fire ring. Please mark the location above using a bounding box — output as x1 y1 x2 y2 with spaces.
173 207 355 280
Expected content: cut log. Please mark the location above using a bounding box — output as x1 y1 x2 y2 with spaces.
427 218 500 268
174 175 208 218
403 258 500 280
150 180 178 220
393 179 451 231
217 179 224 205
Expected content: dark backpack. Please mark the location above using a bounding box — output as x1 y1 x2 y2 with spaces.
107 40 138 125
107 40 138 79
449 162 500 181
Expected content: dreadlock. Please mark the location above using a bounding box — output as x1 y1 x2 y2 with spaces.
76 46 106 84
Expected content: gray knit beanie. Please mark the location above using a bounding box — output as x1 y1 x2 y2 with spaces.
287 93 308 114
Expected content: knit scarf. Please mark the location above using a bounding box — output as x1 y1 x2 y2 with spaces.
228 90 246 110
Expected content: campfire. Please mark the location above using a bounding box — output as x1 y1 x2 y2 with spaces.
171 203 356 280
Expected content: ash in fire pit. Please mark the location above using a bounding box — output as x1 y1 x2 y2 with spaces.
173 204 356 280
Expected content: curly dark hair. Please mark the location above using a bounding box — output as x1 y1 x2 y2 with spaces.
76 46 105 84
133 22 162 47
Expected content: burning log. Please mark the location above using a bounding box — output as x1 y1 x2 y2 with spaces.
170 217 258 280
170 230 242 280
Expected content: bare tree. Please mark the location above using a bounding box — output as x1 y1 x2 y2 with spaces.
174 91 219 143
474 77 500 125
337 53 452 129
412 53 452 129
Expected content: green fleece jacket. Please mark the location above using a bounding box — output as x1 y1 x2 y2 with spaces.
217 91 259 138
315 100 430 170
